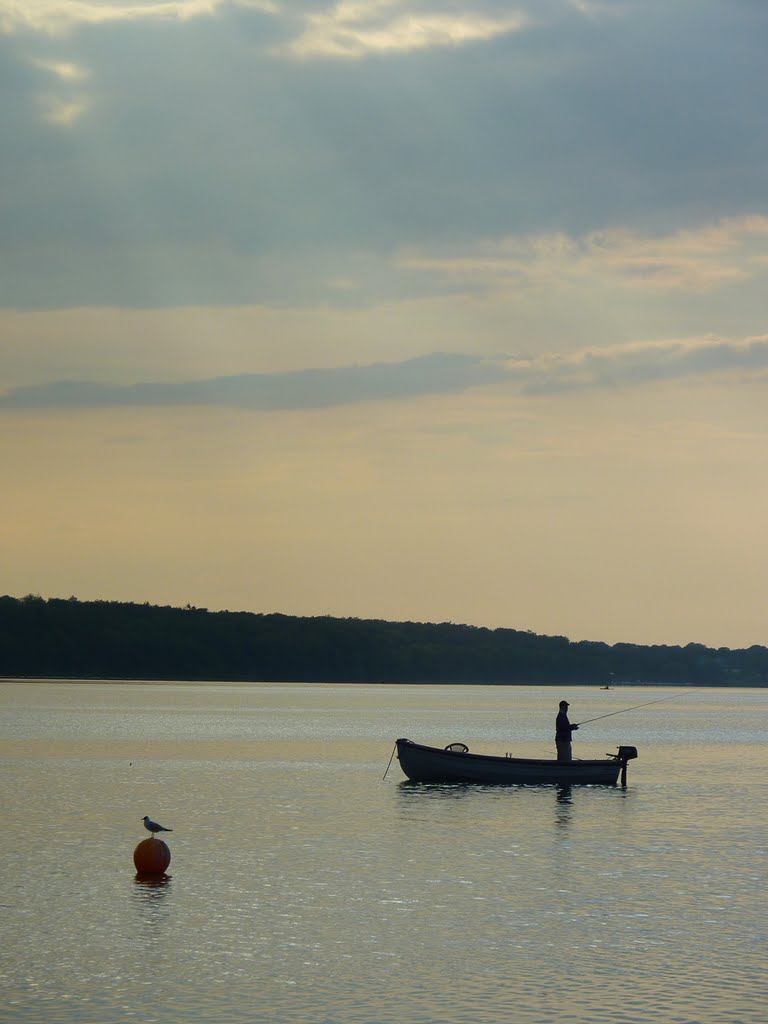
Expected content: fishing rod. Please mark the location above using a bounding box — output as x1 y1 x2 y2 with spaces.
576 691 689 727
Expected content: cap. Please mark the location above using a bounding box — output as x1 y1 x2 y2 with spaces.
559 700 569 707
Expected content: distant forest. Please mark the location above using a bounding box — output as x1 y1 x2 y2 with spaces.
1 594 767 686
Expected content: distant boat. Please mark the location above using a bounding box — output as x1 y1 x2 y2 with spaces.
395 738 638 786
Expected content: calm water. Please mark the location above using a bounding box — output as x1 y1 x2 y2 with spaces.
1 681 766 1024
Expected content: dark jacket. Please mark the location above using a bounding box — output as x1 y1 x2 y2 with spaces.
556 710 577 741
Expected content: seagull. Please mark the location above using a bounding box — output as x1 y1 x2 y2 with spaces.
142 815 173 836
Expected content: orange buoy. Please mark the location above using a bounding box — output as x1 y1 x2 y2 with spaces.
133 837 171 876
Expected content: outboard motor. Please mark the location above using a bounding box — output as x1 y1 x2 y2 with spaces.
614 745 638 786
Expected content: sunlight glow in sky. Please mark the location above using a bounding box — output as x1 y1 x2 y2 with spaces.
2 0 768 648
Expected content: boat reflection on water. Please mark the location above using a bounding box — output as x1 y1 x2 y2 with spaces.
397 779 479 801
396 777 633 836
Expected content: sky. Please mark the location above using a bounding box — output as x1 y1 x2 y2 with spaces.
2 0 768 650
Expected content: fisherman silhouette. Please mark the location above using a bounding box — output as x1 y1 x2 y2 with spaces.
555 701 579 763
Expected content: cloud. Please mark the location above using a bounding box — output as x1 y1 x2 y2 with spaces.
399 217 768 296
33 58 89 79
2 1 768 310
0 1 276 36
2 0 526 49
2 0 525 48
0 352 504 409
32 59 91 122
3 335 768 411
282 1 528 59
506 334 768 395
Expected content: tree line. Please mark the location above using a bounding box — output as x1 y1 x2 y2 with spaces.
1 594 767 685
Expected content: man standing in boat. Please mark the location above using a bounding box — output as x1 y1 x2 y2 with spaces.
556 700 579 762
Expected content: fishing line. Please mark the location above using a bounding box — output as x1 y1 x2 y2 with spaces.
577 691 691 727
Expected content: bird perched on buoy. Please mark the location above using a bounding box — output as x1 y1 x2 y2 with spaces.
142 815 173 836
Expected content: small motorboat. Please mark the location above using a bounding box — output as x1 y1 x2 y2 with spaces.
395 738 638 786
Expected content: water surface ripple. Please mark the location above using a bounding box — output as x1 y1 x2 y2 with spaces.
1 682 766 1023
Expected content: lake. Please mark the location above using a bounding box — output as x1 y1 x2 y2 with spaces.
1 681 766 1024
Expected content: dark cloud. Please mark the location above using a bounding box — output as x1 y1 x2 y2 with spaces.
2 336 767 411
0 352 504 410
1 1 767 308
